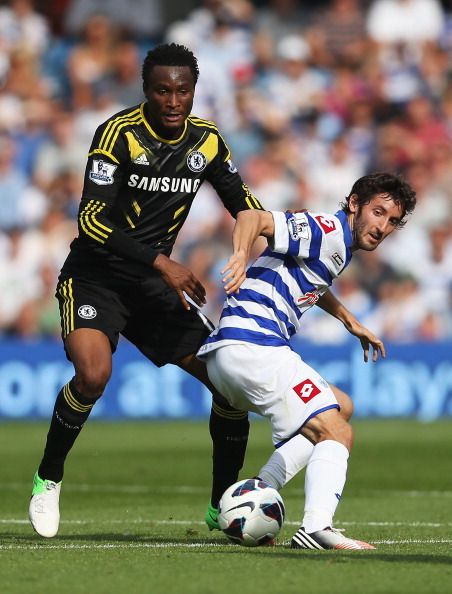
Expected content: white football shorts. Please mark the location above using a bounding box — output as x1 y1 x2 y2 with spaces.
205 343 339 445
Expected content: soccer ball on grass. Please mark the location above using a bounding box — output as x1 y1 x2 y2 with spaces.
218 478 285 547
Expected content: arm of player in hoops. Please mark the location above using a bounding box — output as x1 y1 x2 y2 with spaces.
317 289 386 362
221 210 275 295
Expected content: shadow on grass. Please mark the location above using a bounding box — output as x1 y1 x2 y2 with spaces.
1 532 451 566
218 549 452 565
0 532 222 546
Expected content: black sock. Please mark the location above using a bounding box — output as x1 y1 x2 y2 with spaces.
38 378 96 483
209 402 249 508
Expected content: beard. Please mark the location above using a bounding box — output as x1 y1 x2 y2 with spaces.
352 211 381 251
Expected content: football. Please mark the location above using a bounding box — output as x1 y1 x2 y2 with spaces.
218 478 285 547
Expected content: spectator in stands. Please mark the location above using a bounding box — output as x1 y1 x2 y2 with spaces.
66 12 117 110
308 0 368 67
32 108 86 193
102 37 143 107
0 133 47 231
63 0 163 43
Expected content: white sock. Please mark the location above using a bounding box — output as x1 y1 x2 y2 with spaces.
258 434 314 490
302 440 349 534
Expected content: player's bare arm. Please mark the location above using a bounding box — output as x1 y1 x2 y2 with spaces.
317 289 385 362
222 210 275 294
153 253 206 311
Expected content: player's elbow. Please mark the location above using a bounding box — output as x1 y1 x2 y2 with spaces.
237 210 274 237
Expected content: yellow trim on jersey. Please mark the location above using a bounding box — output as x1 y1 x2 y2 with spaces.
104 114 144 155
189 116 232 161
63 383 93 413
168 220 182 233
88 148 120 165
79 202 107 243
218 131 231 161
188 115 218 130
125 214 135 229
125 131 147 162
168 204 188 232
98 108 141 153
212 400 248 420
173 204 187 219
58 278 74 336
197 132 219 163
141 103 187 144
242 184 262 209
79 200 113 244
132 200 141 215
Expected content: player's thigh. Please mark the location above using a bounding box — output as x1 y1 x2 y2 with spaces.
124 283 212 367
65 328 113 389
266 348 340 445
330 383 353 420
56 276 128 353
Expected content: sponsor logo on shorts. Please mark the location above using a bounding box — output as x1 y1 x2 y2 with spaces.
78 305 97 319
89 159 117 185
187 150 207 172
293 379 321 403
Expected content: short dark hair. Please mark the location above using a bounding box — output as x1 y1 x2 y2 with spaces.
142 43 199 90
341 172 416 228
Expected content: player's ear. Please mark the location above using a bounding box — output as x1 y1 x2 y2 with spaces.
348 193 359 214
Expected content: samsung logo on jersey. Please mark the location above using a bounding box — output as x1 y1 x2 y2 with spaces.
128 175 202 193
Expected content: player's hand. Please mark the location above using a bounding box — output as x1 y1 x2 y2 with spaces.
221 252 247 295
344 319 386 362
153 254 206 311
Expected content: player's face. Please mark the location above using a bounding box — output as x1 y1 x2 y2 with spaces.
349 193 403 251
144 65 195 139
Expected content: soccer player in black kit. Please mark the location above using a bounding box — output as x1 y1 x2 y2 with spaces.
29 43 262 538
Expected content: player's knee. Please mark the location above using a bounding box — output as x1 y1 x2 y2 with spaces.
75 364 111 399
330 384 354 421
339 393 354 421
330 419 353 450
303 411 354 451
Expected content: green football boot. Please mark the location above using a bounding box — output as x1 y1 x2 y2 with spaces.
205 501 220 531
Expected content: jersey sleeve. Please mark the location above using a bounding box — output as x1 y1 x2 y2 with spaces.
270 211 314 258
205 131 263 216
77 123 159 266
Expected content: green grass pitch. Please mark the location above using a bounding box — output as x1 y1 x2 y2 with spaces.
1 419 451 594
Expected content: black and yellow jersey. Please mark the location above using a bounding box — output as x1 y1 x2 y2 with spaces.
62 102 262 281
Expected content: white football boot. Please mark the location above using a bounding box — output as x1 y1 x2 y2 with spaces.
291 526 375 550
29 472 61 538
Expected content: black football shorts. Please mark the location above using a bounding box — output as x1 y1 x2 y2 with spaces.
55 275 214 367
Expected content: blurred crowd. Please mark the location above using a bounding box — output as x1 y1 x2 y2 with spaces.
0 0 451 344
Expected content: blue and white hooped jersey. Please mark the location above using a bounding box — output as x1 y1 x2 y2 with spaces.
198 209 353 356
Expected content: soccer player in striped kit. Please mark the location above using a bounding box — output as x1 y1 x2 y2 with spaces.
198 172 416 549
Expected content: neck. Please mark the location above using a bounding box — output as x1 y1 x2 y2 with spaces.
347 211 359 252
